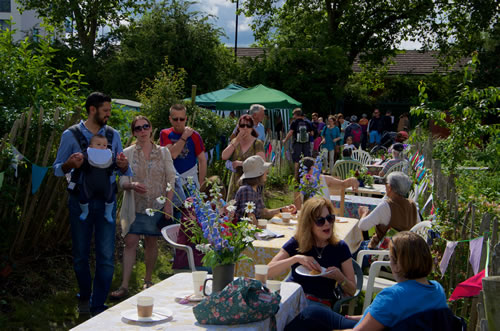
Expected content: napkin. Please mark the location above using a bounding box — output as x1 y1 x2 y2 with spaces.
256 229 284 240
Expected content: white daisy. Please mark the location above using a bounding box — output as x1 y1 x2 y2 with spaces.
226 205 236 213
240 217 251 223
243 236 254 243
145 208 154 216
184 200 193 209
166 183 172 192
244 201 256 214
156 196 166 204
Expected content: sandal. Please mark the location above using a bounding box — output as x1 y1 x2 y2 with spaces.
143 281 154 290
110 287 129 300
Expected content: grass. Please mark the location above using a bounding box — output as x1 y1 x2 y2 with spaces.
0 239 175 330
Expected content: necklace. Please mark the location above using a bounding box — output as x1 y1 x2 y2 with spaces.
314 245 326 259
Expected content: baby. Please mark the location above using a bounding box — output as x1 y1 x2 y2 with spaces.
68 134 117 223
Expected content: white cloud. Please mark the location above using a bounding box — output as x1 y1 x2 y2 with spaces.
198 0 233 16
399 39 423 50
226 16 252 32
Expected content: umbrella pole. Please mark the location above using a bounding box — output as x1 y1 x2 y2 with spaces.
188 85 197 127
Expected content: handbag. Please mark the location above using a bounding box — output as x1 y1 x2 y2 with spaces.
193 278 281 330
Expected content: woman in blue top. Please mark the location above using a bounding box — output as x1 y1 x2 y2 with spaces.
285 231 448 330
320 115 341 172
268 197 356 308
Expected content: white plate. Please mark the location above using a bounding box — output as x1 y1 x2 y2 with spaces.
121 308 172 322
270 217 297 225
174 291 204 302
295 265 330 277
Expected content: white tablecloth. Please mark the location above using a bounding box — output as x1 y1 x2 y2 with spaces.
71 273 307 331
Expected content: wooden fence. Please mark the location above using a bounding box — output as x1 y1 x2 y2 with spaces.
414 136 499 331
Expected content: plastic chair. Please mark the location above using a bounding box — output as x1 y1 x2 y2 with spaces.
332 259 364 314
356 250 397 313
332 160 364 179
410 221 433 242
374 160 409 183
161 224 197 272
351 150 372 166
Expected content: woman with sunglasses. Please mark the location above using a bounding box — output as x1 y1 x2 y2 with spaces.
285 232 450 331
110 115 176 299
222 114 265 199
268 197 356 309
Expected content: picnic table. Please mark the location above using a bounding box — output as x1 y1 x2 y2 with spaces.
234 218 363 279
346 184 386 197
330 194 383 219
71 273 307 331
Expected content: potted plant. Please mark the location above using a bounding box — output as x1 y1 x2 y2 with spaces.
349 169 374 188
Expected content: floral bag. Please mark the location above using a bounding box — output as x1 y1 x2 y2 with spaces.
193 277 281 330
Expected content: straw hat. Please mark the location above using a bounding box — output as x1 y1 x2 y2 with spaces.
240 155 272 180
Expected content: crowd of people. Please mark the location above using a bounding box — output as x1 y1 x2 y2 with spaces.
53 92 448 330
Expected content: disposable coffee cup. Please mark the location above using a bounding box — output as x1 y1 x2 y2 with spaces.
266 280 282 293
257 219 267 230
137 296 154 318
281 212 291 223
255 264 268 284
192 271 208 297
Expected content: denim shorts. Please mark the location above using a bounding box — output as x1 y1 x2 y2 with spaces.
128 212 162 236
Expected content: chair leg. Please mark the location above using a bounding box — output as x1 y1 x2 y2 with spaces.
348 300 356 316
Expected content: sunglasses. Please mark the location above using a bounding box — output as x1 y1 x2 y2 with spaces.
172 117 186 122
239 123 253 128
314 214 335 227
133 123 151 132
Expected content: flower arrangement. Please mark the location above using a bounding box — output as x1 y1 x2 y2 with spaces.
298 152 325 200
349 168 374 187
147 177 260 270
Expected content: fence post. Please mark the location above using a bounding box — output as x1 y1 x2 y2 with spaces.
482 276 500 331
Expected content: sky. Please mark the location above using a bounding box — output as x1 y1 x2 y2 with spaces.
191 0 423 49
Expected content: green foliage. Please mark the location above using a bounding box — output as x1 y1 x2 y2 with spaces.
99 0 236 99
237 46 350 114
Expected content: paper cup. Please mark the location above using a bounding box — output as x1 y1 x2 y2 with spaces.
266 280 282 293
281 212 291 223
257 219 267 229
192 271 208 296
255 264 268 284
137 296 154 317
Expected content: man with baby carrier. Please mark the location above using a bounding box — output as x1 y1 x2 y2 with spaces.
53 92 131 316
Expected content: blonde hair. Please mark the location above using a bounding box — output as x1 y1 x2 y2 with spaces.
390 231 432 279
295 197 339 253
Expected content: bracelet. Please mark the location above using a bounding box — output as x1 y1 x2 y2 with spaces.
340 278 347 287
180 137 186 142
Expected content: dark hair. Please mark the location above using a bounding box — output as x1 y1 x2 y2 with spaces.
342 148 352 158
169 104 186 115
241 175 265 187
297 156 315 182
235 114 258 138
85 92 111 114
130 115 152 135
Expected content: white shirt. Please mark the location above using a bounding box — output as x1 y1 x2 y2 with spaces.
358 199 420 231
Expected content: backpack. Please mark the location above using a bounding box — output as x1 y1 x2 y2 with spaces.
296 120 309 143
351 125 362 143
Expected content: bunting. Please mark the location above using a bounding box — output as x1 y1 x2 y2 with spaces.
31 164 49 194
440 241 458 276
11 146 24 177
449 269 485 301
469 237 484 275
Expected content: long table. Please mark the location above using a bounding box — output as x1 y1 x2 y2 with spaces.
71 273 307 331
235 218 363 280
346 184 386 197
330 194 383 218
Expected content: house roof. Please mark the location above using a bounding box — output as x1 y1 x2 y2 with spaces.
112 99 142 108
229 47 469 75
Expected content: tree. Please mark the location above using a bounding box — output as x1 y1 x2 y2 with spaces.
17 0 148 57
239 0 499 65
98 0 236 98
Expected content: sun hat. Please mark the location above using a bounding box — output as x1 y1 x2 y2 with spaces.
240 155 272 180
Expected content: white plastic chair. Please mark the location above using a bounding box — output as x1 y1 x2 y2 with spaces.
351 149 372 166
332 160 364 179
161 224 197 272
356 250 397 313
410 221 433 242
374 160 409 183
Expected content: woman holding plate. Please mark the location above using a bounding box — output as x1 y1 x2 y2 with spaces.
267 197 356 312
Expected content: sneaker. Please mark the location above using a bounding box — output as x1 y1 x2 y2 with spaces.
77 298 90 314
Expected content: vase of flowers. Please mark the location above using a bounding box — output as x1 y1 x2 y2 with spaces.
350 169 374 188
298 152 325 201
148 177 260 293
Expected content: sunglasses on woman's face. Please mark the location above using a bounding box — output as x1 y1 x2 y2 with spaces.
314 214 335 227
239 123 253 128
134 123 151 132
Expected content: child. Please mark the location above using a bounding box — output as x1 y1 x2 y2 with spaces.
68 134 117 223
342 147 353 160
343 136 356 151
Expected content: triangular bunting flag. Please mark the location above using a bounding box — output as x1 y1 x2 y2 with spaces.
440 241 458 276
11 147 25 177
449 269 485 301
215 144 220 161
31 164 49 194
469 237 484 275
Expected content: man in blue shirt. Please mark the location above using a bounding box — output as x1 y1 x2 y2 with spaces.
53 92 131 316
